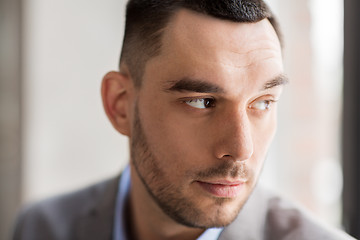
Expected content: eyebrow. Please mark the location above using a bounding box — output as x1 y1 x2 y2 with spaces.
165 78 225 93
164 74 289 93
261 74 289 90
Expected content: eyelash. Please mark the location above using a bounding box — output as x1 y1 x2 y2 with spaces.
249 99 277 111
183 98 216 109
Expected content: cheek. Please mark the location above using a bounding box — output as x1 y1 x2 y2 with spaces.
252 104 278 137
250 109 277 152
139 100 202 173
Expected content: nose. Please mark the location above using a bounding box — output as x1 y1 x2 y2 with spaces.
213 109 254 162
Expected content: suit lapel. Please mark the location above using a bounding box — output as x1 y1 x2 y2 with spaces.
75 175 121 240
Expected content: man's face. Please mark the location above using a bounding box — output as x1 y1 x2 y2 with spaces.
130 10 284 228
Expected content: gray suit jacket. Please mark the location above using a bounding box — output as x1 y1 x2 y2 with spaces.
12 176 355 240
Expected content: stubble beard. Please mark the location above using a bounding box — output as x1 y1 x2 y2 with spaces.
130 104 256 228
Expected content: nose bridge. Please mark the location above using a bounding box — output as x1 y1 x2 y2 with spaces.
215 106 254 161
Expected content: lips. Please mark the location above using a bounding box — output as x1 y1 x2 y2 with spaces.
196 180 246 198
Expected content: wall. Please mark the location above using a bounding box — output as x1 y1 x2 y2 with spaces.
0 0 22 239
22 0 129 202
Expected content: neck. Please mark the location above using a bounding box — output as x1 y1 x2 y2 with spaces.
128 166 204 240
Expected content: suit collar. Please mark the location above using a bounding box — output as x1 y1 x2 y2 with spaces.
75 175 121 240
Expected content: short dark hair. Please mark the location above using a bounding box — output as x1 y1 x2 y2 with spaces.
120 0 282 88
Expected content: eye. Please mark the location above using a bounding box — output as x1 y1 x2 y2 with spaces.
250 100 275 111
184 98 216 109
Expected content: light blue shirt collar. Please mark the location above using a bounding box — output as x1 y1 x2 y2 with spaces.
113 165 223 240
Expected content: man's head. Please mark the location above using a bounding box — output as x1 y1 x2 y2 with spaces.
102 0 286 230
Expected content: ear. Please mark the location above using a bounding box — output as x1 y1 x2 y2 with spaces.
101 71 133 136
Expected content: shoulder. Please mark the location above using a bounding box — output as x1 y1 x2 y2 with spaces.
263 189 353 240
12 176 120 240
220 185 355 240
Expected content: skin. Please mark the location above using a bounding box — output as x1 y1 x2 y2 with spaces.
102 9 285 240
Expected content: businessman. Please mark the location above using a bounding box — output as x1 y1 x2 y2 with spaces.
13 0 354 239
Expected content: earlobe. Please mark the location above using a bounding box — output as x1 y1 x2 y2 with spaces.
101 71 133 136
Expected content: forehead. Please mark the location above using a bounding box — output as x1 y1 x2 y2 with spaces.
142 9 283 92
161 9 282 67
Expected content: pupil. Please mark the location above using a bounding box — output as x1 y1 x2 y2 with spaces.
264 101 270 109
204 98 214 108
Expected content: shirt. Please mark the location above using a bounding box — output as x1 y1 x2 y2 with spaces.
113 166 223 240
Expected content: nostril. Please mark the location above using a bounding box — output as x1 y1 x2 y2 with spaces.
220 155 234 160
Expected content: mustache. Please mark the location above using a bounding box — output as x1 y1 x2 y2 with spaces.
194 161 251 180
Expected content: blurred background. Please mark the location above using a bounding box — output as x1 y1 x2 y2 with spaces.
1 0 359 239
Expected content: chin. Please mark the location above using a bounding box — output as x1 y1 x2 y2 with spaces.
190 211 240 228
186 197 245 228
